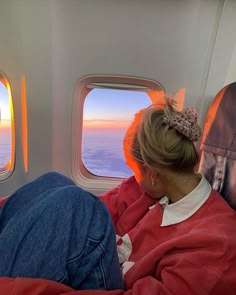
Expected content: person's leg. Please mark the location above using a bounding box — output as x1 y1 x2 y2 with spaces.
0 175 123 290
0 172 75 233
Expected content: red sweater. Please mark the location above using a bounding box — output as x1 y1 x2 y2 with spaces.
1 176 236 295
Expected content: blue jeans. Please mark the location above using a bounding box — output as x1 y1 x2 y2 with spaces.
0 172 123 290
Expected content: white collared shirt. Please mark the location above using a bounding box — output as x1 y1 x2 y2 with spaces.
158 174 212 226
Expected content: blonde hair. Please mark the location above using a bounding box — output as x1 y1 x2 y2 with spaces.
123 110 145 165
125 99 201 172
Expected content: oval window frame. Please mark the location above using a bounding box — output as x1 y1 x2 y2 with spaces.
71 75 165 191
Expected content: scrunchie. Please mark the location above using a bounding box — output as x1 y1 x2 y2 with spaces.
163 107 201 141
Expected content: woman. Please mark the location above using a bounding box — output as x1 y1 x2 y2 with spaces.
0 99 236 294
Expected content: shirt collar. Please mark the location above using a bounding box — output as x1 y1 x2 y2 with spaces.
158 174 212 226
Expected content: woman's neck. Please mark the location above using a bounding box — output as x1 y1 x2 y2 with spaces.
163 172 201 203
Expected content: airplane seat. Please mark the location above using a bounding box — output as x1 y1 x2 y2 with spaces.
199 82 236 210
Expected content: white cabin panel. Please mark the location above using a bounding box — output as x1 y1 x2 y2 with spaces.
0 0 235 194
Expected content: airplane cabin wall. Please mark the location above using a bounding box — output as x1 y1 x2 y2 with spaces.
0 0 236 195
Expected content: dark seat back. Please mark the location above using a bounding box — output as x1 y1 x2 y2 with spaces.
199 82 236 210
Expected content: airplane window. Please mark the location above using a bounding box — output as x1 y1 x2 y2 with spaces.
0 79 14 175
82 89 151 178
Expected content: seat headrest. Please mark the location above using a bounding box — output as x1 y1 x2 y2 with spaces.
201 82 236 159
199 82 236 210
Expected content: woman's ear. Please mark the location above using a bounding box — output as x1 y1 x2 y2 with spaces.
149 166 166 184
146 167 158 186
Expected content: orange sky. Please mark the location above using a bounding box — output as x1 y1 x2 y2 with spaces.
0 120 11 128
83 119 132 129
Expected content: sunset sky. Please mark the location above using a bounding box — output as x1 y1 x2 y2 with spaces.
0 82 11 125
83 88 151 129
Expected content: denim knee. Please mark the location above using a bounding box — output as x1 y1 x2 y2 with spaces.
0 172 75 232
0 184 123 290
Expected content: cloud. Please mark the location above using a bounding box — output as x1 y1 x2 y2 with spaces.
82 129 133 178
0 143 11 167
